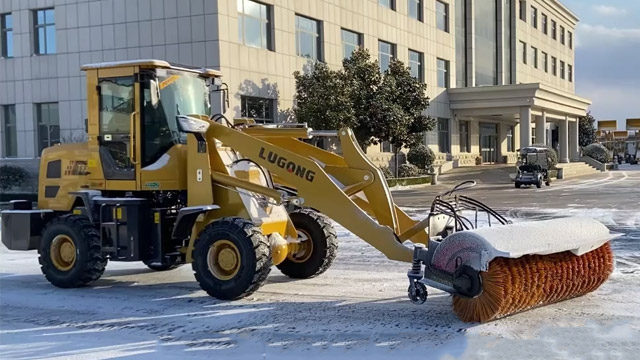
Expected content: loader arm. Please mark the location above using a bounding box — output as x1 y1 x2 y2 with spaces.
209 122 417 262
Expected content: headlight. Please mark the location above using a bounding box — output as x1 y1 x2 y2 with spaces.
177 115 210 134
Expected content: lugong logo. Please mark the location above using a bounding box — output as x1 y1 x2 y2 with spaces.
258 148 316 182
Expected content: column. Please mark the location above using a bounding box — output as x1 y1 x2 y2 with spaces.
559 116 569 163
569 118 580 161
520 107 532 148
536 111 546 145
466 0 475 87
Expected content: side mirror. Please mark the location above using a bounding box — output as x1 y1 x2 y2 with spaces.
177 115 210 134
149 79 160 108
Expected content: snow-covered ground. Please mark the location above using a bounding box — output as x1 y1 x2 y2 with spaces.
1 207 639 359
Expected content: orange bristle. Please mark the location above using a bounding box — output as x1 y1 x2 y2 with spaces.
452 243 614 323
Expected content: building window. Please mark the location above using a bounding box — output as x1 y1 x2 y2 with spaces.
459 120 470 153
530 46 537 68
237 0 272 50
560 60 565 79
531 6 537 28
519 0 526 21
295 15 322 60
551 20 557 40
34 8 56 55
241 96 275 123
1 13 13 58
541 51 548 72
560 26 565 45
341 29 362 60
381 141 394 153
2 105 17 157
409 0 423 21
568 64 573 82
507 126 515 152
36 103 60 154
551 56 557 76
437 58 449 88
378 40 396 72
542 13 548 35
519 41 527 64
568 31 573 49
409 50 424 82
436 1 449 32
438 118 450 153
379 0 395 10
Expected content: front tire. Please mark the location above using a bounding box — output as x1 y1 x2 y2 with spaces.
192 217 271 300
277 209 338 279
38 215 107 288
515 182 521 189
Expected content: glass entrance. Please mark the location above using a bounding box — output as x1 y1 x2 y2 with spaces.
480 123 498 164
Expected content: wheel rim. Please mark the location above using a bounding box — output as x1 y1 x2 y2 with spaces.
50 235 77 271
288 229 314 264
207 240 241 280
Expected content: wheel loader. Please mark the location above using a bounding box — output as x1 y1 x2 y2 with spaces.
1 60 618 322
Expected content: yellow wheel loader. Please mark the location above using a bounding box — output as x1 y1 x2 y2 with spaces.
0 60 619 322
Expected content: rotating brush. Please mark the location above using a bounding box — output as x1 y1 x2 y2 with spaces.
452 242 614 323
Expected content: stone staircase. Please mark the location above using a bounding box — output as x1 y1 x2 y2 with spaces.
556 162 602 179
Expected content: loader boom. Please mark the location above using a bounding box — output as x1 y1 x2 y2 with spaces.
209 122 426 262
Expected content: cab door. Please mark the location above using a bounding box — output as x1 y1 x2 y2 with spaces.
96 67 142 190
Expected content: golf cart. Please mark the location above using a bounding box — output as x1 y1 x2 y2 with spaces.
515 146 552 189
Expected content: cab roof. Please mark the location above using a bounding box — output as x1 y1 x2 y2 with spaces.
80 59 222 77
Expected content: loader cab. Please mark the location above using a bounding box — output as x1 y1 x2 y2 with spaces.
82 60 221 192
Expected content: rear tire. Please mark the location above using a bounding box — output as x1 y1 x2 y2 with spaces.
536 179 542 188
277 209 338 279
38 215 107 288
192 217 271 300
515 182 521 189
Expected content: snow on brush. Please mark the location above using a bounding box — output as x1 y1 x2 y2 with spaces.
1 208 639 359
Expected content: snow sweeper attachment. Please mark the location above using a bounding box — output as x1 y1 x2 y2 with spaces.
407 182 618 322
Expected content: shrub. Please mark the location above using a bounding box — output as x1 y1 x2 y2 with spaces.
0 165 29 192
583 143 611 163
398 163 420 178
532 143 558 170
379 166 394 179
407 144 435 170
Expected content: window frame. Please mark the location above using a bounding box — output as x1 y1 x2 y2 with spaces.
437 58 450 88
379 0 396 10
436 0 449 32
542 13 548 35
2 104 17 157
437 118 451 153
541 51 548 72
519 41 527 64
459 120 470 153
568 64 573 82
408 49 424 82
34 8 56 55
408 0 423 21
551 56 557 76
378 40 396 73
1 13 13 58
295 14 322 61
531 6 537 28
237 0 273 51
560 60 565 79
519 0 526 22
240 96 276 123
507 125 515 153
530 46 537 68
551 20 557 40
341 28 363 60
560 25 565 45
35 102 60 155
568 31 573 49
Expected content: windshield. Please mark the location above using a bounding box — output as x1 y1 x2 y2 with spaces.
141 70 211 166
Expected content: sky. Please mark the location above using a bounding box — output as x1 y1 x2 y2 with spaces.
560 0 640 129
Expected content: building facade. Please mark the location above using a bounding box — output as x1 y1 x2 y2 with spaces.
0 0 590 173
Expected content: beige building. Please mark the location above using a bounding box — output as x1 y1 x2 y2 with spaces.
0 0 590 173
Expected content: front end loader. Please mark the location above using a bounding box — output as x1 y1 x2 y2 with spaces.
1 60 618 322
